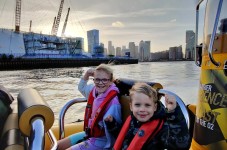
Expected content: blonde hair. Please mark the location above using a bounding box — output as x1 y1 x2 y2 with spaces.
95 64 113 81
129 82 158 103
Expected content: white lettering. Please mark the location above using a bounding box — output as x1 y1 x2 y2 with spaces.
224 60 227 69
200 118 206 127
195 116 215 131
202 84 212 92
207 122 214 130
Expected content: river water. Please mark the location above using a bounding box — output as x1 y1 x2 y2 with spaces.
0 61 200 125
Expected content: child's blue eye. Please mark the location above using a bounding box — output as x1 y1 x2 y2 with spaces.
135 103 140 107
145 104 151 107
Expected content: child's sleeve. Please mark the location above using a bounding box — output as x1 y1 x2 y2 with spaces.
105 117 122 138
165 104 191 149
78 78 94 99
103 97 122 148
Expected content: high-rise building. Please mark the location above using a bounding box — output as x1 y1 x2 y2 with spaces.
104 48 108 56
128 42 136 58
122 48 131 57
107 41 112 55
87 29 99 54
108 41 115 55
169 47 177 60
116 47 121 57
169 46 183 60
108 41 112 55
100 43 104 48
111 46 115 56
139 40 151 61
122 46 126 50
135 46 139 59
176 45 183 60
185 30 195 60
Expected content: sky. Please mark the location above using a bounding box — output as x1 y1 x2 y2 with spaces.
0 0 200 53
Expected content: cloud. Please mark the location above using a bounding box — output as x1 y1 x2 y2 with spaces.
112 21 125 28
170 19 177 23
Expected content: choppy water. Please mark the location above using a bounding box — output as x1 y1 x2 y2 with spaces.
0 61 200 125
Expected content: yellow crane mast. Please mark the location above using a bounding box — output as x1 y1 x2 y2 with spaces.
15 0 21 32
61 7 70 37
51 0 65 36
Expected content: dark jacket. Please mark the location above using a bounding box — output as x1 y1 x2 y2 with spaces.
122 101 190 150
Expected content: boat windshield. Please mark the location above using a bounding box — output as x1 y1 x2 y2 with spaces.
204 0 227 47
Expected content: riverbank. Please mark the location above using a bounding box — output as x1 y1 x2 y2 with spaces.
0 57 138 70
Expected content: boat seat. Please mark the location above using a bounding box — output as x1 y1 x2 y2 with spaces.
187 104 196 142
0 85 14 136
1 88 56 150
0 86 24 150
17 88 55 137
118 95 131 122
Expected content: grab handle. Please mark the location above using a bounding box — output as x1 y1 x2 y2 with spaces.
195 1 203 67
208 0 223 67
59 98 87 139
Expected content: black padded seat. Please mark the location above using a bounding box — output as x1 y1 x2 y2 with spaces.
0 85 14 137
0 85 23 150
114 78 163 96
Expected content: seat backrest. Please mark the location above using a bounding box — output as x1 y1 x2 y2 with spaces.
0 85 14 136
187 104 196 141
119 95 131 122
114 78 163 123
0 86 24 149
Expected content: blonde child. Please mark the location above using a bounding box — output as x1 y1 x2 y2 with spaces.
113 82 190 150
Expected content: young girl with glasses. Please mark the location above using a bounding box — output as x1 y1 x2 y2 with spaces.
57 64 122 150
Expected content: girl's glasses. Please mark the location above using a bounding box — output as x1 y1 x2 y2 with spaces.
93 78 110 84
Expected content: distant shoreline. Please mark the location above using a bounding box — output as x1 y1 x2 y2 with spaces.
0 57 138 71
141 59 194 62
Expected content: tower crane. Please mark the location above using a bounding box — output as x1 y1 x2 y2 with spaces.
51 17 56 35
15 0 22 32
29 20 32 32
61 7 70 37
51 0 65 35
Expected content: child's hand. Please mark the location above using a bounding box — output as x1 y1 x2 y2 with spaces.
84 68 95 80
165 94 177 112
104 115 113 122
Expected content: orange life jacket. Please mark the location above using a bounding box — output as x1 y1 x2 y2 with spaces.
84 89 118 137
113 116 164 150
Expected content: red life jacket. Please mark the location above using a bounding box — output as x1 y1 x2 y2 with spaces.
84 88 118 137
113 116 164 150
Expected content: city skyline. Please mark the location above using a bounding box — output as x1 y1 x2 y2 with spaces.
0 0 201 53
